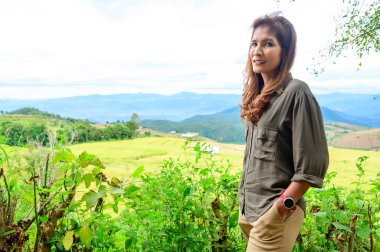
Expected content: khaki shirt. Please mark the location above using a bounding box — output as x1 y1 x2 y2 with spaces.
238 74 329 222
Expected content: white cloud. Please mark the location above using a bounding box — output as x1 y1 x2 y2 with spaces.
0 0 378 99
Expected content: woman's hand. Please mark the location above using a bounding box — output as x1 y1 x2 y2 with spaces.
275 199 289 221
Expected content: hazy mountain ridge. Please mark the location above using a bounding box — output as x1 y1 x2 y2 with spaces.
0 92 241 122
0 92 379 126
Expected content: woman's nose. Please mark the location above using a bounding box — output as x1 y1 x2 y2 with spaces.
251 46 262 56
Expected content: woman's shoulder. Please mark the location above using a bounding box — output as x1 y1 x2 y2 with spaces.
284 78 313 97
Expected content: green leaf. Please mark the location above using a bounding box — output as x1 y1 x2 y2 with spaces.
131 166 144 178
79 225 92 248
125 238 133 249
111 188 125 194
52 149 75 164
62 230 74 250
199 168 209 176
110 177 121 187
39 216 49 223
78 151 105 169
126 231 138 239
182 186 191 198
112 204 119 213
332 222 352 233
0 230 16 238
98 185 107 197
124 185 140 196
92 167 103 176
82 173 94 188
229 210 239 229
82 190 99 208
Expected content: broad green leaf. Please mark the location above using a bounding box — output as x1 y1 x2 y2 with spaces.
126 231 137 239
52 149 75 164
124 185 140 196
82 190 98 208
229 211 239 229
79 225 92 248
62 230 74 250
125 238 133 249
78 151 105 169
92 167 103 176
332 222 352 233
111 188 125 194
110 177 121 187
356 225 371 239
98 185 107 197
131 166 144 178
82 173 94 188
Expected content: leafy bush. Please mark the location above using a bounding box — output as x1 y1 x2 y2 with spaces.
0 141 379 251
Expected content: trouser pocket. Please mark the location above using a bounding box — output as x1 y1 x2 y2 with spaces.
251 203 284 241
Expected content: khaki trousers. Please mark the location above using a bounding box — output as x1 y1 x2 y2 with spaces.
238 203 304 252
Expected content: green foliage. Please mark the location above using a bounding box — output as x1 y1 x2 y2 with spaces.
8 107 63 119
0 112 141 147
309 0 380 74
121 140 244 251
332 0 380 59
1 121 49 146
0 140 379 251
298 156 380 251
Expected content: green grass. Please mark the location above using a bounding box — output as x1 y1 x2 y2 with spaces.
68 136 380 187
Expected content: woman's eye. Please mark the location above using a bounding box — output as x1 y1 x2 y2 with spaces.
250 42 257 47
265 42 273 46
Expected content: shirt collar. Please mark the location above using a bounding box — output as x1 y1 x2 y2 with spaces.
274 72 293 95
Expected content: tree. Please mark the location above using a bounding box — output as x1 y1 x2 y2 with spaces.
130 113 140 125
312 0 379 74
281 0 380 74
330 0 379 60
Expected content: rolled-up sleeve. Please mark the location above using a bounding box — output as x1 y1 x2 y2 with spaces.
291 90 329 188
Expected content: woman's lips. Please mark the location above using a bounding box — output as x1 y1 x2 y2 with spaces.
253 59 265 65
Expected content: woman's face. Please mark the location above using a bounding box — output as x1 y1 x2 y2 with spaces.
249 26 282 83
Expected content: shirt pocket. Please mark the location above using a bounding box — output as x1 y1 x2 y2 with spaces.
253 128 278 161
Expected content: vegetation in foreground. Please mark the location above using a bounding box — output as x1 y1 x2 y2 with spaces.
67 136 380 188
0 139 379 251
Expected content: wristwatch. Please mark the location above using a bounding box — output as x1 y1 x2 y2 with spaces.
279 194 296 210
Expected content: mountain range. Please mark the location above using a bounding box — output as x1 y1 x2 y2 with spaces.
0 92 379 128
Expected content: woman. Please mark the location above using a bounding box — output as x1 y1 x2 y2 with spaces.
238 12 329 251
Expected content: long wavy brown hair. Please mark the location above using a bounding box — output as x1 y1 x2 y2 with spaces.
240 15 297 125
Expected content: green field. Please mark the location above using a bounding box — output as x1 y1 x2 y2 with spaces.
68 136 380 187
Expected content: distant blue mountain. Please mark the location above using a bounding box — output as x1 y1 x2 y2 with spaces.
315 93 380 119
320 107 380 127
0 92 379 127
0 92 241 122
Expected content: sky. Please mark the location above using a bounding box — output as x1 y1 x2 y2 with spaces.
0 0 379 99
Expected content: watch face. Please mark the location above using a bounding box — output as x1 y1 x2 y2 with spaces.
284 198 294 208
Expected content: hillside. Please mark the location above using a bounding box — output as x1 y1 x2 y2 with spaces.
3 107 380 150
332 128 380 151
141 106 245 144
141 106 380 149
